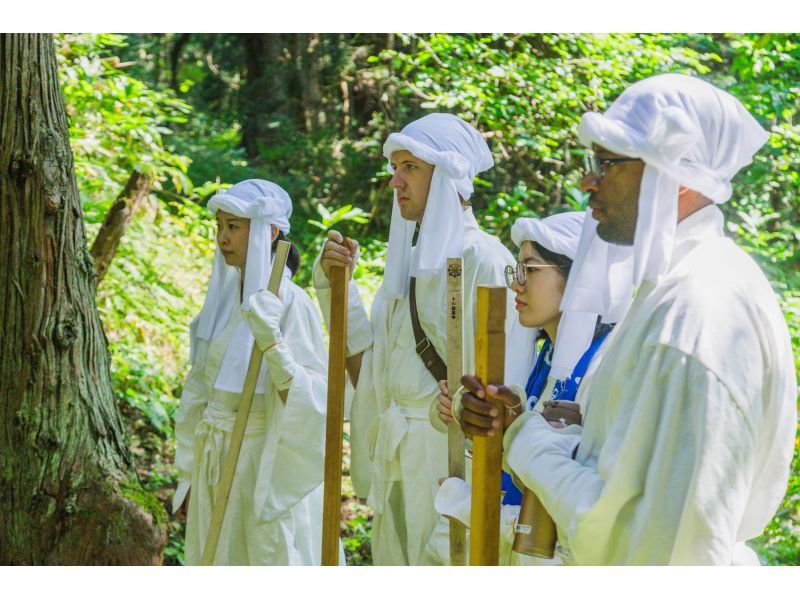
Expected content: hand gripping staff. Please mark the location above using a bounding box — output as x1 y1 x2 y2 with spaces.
446 258 467 566
469 285 506 566
321 242 350 566
200 240 291 566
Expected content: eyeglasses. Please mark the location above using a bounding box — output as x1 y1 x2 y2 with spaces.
583 151 641 179
504 262 560 288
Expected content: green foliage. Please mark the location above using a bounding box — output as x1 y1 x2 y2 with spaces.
373 33 716 243
56 33 193 200
60 32 800 565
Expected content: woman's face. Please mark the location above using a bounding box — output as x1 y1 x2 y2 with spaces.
512 241 567 331
216 210 250 269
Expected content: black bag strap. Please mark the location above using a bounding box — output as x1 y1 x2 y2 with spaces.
409 277 448 383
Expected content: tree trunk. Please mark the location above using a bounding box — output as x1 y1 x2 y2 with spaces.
297 33 323 132
169 33 191 92
0 34 166 565
241 33 268 160
90 171 151 284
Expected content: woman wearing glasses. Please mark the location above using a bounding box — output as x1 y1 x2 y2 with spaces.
433 210 616 565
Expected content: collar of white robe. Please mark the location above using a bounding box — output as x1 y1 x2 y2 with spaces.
511 211 602 380
193 179 292 393
381 113 494 299
558 74 769 378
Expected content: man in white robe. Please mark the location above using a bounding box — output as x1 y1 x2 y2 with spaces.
495 74 797 565
314 114 535 565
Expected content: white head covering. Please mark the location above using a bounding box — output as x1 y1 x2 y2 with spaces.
511 211 600 379
511 211 585 259
192 179 292 393
382 113 494 298
559 74 769 378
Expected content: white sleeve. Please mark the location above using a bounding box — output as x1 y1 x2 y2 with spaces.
255 290 330 522
172 358 208 513
504 345 760 565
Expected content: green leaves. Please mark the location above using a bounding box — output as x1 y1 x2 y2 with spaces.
56 34 193 202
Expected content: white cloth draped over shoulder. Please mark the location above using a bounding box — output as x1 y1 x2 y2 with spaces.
557 73 769 379
381 113 494 299
504 75 796 565
195 179 292 394
511 211 601 381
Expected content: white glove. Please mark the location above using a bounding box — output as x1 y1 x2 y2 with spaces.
242 289 285 351
242 290 296 392
263 340 297 392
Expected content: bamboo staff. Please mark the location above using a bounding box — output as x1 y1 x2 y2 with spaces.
321 255 350 565
446 258 467 566
200 240 291 566
469 285 506 566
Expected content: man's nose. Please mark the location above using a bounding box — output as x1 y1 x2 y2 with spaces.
389 171 405 189
580 173 600 193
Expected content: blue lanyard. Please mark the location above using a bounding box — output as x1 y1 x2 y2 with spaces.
501 328 612 505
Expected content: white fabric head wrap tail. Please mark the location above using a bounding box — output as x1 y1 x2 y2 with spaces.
191 179 292 393
382 113 494 298
511 211 601 380
558 74 768 378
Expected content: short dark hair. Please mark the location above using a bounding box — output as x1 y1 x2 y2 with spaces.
272 231 300 277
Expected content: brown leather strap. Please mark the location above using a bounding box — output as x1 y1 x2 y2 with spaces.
409 277 448 383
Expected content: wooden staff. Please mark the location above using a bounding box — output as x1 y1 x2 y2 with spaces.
200 240 291 566
469 285 506 566
446 258 467 566
321 255 350 565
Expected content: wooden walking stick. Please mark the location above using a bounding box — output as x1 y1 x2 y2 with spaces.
469 285 506 566
321 251 350 565
446 258 467 566
200 240 291 566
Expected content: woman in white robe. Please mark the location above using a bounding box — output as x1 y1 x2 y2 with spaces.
434 211 620 565
172 179 335 565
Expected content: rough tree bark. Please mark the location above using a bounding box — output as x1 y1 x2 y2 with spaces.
0 34 166 565
89 171 151 284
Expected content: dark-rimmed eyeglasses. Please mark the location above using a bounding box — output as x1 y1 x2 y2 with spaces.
504 262 560 288
583 151 641 179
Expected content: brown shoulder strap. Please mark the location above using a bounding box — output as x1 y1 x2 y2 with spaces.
409 277 448 383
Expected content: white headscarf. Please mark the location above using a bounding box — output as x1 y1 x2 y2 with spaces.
192 179 293 393
560 74 769 374
382 113 494 298
511 211 601 380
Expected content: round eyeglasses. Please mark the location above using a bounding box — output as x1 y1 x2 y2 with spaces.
504 262 560 288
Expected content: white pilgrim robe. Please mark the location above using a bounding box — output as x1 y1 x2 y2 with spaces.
505 205 797 565
173 273 335 565
316 208 536 565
